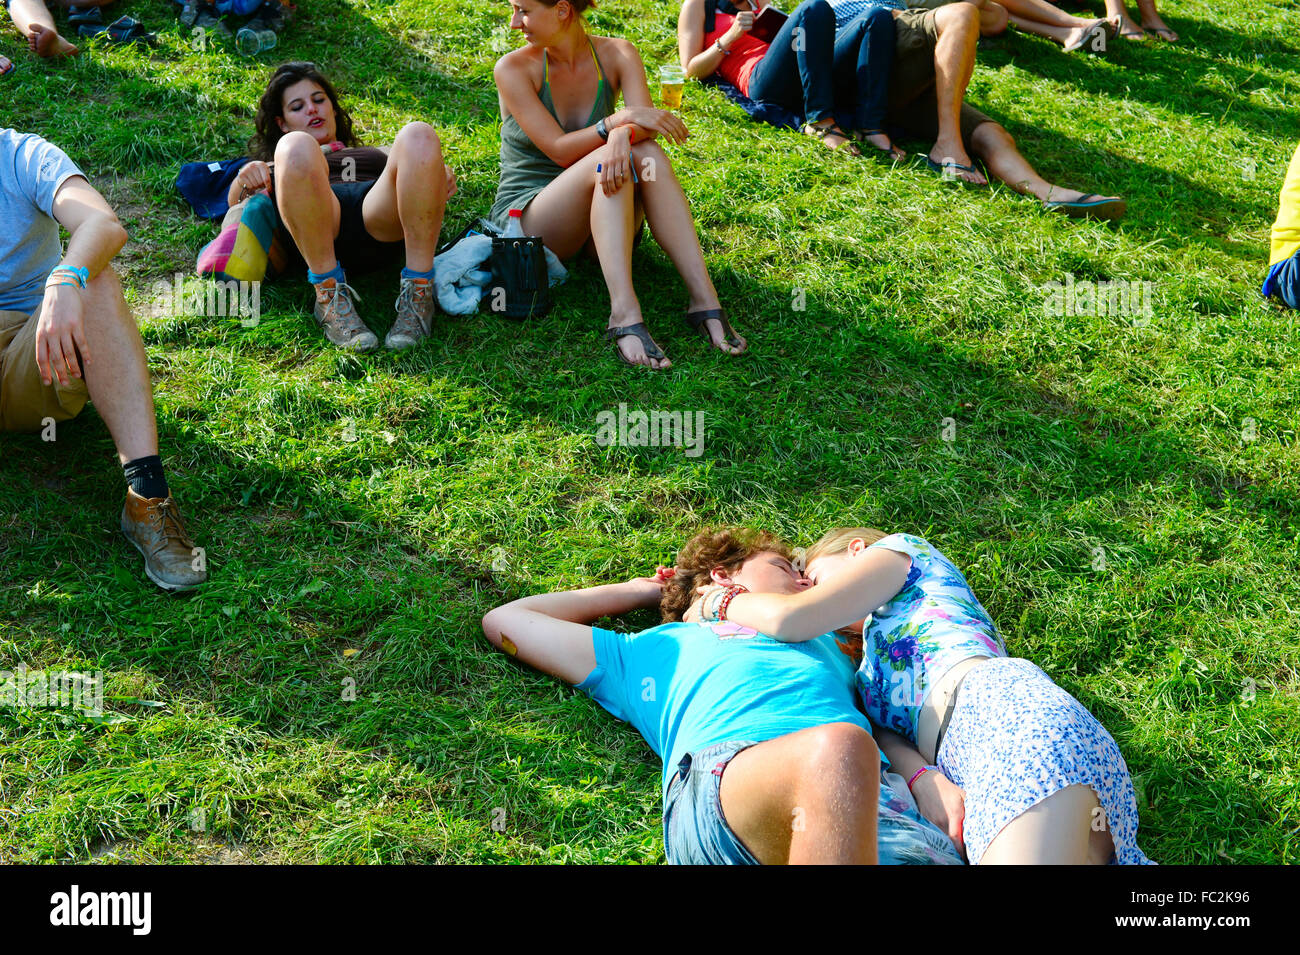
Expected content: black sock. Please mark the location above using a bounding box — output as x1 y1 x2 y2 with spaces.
123 455 170 500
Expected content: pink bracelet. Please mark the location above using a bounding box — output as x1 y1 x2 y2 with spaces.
906 766 930 790
717 584 747 622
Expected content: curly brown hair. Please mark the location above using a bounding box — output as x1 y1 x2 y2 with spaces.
660 527 793 623
248 61 358 161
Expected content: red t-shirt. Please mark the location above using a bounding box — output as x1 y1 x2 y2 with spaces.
704 11 769 97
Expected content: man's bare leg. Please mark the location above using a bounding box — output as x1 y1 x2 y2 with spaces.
79 267 158 464
10 0 79 57
717 722 881 864
969 120 1122 207
930 3 987 185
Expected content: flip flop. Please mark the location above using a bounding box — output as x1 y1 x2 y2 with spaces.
1064 19 1112 54
67 6 104 28
925 156 987 188
1143 24 1178 42
802 122 862 157
684 307 746 354
605 321 670 369
1042 193 1127 221
78 15 159 47
852 129 906 165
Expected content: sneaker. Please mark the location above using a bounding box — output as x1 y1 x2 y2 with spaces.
385 276 435 350
313 277 378 352
121 488 208 593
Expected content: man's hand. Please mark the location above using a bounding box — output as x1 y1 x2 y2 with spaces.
235 160 273 201
35 283 90 387
912 768 967 861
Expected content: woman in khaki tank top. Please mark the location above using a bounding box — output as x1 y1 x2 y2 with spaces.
495 0 747 370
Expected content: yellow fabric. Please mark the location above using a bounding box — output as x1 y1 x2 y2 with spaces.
1270 141 1300 266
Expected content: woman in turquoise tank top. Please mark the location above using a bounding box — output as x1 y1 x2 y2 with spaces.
495 0 747 369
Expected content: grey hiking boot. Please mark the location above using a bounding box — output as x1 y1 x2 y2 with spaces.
313 277 378 352
385 276 435 350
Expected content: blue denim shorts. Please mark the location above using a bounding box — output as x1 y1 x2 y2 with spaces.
662 740 760 865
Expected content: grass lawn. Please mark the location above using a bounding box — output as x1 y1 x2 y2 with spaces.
1 0 1297 864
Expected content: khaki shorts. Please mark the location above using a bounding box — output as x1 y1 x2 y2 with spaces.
0 305 89 433
887 9 996 148
905 0 962 10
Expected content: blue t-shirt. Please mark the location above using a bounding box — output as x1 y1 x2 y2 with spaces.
579 620 872 800
0 128 86 314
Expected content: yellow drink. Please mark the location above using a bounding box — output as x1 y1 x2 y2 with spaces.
661 80 684 110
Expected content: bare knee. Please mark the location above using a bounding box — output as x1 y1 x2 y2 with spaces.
274 130 328 175
393 121 444 163
981 2 1009 35
937 1 981 35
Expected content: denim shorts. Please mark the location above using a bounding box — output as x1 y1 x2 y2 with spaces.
662 740 761 865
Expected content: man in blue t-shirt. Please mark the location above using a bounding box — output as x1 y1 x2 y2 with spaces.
1 127 207 592
482 527 963 864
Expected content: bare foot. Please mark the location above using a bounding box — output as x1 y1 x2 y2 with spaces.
0 55 14 76
1063 18 1110 53
608 317 672 370
29 23 80 58
804 120 862 156
860 131 906 162
1111 15 1146 40
1140 16 1177 41
687 301 748 356
929 140 987 185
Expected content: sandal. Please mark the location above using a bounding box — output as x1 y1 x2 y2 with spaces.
1063 19 1112 54
67 6 104 28
605 321 670 369
78 15 159 47
852 129 906 164
684 308 746 354
924 155 987 188
802 122 861 156
1042 192 1126 221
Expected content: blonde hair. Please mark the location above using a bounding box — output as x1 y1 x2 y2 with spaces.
804 526 889 567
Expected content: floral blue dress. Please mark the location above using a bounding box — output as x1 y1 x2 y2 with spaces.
860 534 1152 864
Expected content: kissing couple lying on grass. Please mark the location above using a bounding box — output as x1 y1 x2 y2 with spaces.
483 524 1152 865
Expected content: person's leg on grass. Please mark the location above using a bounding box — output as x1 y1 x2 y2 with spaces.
359 121 448 349
718 722 881 864
1135 0 1176 40
521 151 669 369
9 0 78 57
833 8 903 159
968 118 1124 215
274 130 377 351
627 140 744 355
748 0 852 152
930 3 986 184
997 0 1108 48
978 784 1114 864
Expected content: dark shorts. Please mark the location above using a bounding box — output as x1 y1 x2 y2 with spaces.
273 179 404 277
887 9 996 148
662 739 761 865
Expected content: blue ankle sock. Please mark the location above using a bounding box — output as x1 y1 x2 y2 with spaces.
401 265 435 282
308 264 346 286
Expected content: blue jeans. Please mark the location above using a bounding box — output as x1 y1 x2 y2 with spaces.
747 0 839 125
663 740 761 865
832 8 896 132
1263 249 1300 308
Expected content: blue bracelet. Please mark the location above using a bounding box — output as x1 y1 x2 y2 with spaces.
48 265 89 289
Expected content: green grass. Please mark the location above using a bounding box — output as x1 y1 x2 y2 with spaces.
1 0 1298 863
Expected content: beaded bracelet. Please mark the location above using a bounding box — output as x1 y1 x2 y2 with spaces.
717 584 747 622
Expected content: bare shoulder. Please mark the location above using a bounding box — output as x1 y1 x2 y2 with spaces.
593 35 643 69
493 45 543 88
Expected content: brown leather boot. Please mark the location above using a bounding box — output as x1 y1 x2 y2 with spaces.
120 488 208 592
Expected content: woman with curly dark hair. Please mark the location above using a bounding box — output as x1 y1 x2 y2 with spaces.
229 61 457 353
